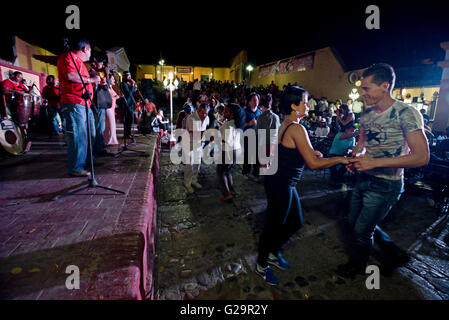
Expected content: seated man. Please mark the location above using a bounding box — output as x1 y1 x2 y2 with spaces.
314 119 330 137
1 71 33 152
1 71 31 119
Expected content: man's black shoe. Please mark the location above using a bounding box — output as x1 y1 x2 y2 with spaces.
380 252 411 276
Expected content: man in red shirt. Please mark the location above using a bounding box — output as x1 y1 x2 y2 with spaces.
42 75 62 138
57 38 101 177
1 71 31 119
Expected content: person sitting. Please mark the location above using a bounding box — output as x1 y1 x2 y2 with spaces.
314 119 330 137
156 109 169 136
328 124 358 184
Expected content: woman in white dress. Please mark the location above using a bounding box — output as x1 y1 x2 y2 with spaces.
104 74 120 145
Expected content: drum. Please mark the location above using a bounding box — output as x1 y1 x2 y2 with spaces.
13 92 33 126
0 118 25 155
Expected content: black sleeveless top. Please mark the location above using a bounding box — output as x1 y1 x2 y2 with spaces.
269 122 305 187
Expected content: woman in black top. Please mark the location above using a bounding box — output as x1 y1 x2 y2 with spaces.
255 86 349 285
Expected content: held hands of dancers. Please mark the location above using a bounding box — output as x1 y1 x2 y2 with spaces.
346 154 377 173
349 154 378 172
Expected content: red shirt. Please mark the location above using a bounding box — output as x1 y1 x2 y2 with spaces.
57 52 93 106
2 78 29 92
1 78 29 102
42 85 60 108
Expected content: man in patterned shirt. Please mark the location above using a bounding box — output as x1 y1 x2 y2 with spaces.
338 63 429 278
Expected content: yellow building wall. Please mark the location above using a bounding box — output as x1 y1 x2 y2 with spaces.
15 36 58 77
136 65 231 83
192 66 212 81
392 87 440 101
251 47 365 102
230 50 247 83
212 67 231 82
136 65 156 82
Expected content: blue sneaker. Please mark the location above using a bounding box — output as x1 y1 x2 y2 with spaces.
267 253 291 270
255 264 280 286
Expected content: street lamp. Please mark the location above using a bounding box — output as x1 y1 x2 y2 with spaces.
349 88 360 101
246 65 254 84
163 71 179 147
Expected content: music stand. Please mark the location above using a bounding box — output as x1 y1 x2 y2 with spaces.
53 39 124 201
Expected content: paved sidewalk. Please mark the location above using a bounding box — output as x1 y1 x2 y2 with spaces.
155 147 448 300
0 131 160 300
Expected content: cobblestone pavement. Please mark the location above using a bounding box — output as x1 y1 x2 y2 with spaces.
154 146 449 300
0 130 158 300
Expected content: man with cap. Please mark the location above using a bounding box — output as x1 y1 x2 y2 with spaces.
314 118 330 137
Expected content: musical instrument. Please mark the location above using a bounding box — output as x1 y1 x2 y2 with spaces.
3 89 42 126
13 92 33 126
0 118 25 155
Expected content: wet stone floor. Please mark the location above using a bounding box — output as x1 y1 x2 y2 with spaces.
154 146 449 300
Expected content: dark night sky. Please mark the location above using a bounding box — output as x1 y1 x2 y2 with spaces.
2 0 449 71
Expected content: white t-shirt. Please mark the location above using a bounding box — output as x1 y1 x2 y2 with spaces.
352 101 363 114
193 81 201 91
315 126 330 137
360 100 423 180
185 110 210 150
220 119 241 152
309 99 317 111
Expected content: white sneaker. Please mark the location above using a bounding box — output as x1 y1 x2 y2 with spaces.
192 182 202 189
184 184 194 194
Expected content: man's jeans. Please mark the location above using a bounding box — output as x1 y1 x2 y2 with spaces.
61 103 96 174
348 173 404 257
47 106 61 135
93 108 106 154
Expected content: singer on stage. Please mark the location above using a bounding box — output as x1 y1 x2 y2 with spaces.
120 71 137 140
57 38 101 177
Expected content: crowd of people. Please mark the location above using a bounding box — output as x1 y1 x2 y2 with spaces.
2 36 446 289
165 63 433 286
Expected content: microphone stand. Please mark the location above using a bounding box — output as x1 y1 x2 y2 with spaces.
53 40 124 201
113 72 148 157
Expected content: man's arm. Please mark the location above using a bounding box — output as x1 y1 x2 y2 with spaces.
351 128 365 155
350 129 429 171
66 72 100 85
